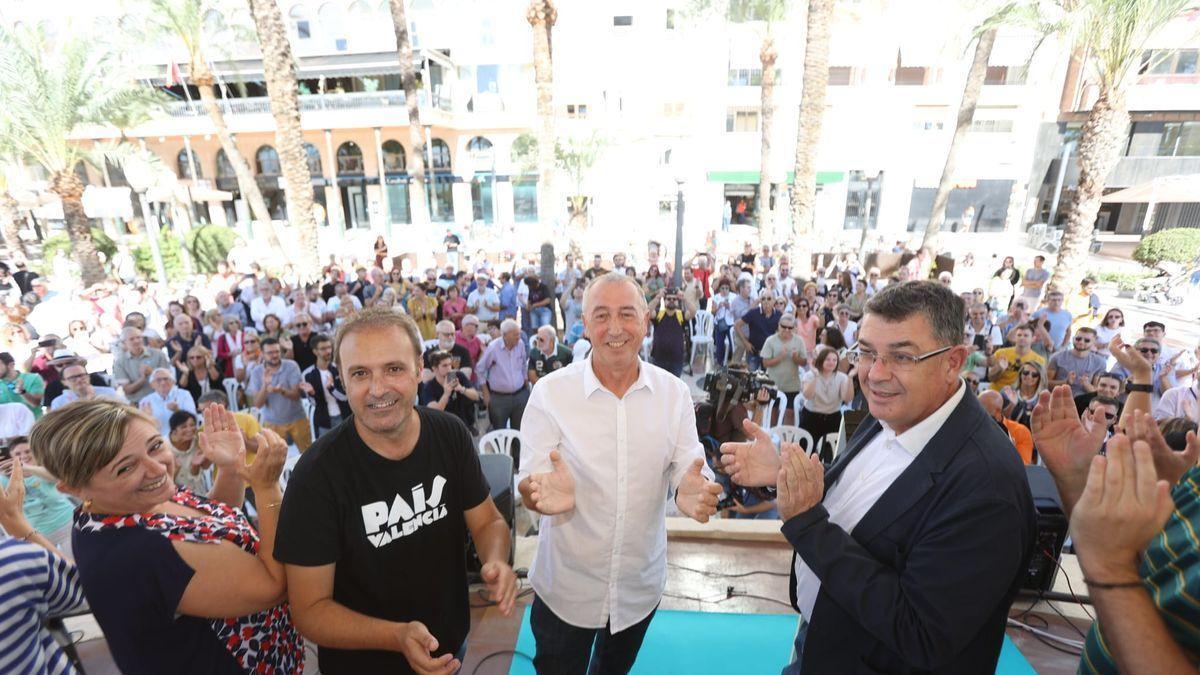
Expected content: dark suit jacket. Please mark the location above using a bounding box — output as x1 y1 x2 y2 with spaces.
783 391 1035 674
301 364 350 430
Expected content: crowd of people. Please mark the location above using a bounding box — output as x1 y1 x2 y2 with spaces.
0 232 1198 674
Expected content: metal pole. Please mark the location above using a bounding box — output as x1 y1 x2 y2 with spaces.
674 181 685 288
373 127 392 238
138 190 168 285
181 135 200 228
858 176 875 257
424 125 438 226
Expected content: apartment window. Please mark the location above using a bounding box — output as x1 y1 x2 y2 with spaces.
566 103 589 119
827 66 852 86
726 109 759 133
662 102 685 117
289 6 310 39
614 15 633 26
727 68 781 86
1159 121 1200 156
984 65 1028 85
913 120 944 131
1140 49 1200 75
895 66 928 85
970 119 1014 133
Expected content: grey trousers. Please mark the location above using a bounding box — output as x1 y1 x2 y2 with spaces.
487 385 530 431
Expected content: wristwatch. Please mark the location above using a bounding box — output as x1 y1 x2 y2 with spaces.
1125 382 1154 394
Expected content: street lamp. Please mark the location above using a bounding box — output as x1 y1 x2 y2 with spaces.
667 147 687 288
122 156 168 286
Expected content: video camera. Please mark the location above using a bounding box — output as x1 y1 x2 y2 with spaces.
696 366 778 511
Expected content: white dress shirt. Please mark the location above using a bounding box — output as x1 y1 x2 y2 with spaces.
794 382 966 620
518 358 714 632
1154 383 1200 423
249 295 287 331
141 387 199 436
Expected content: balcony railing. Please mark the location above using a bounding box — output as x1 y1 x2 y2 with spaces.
164 89 453 118
1109 156 1200 187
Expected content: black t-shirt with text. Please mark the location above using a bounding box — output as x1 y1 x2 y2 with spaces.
273 407 490 675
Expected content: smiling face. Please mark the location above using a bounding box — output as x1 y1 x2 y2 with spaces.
170 416 197 449
583 279 648 371
340 325 420 440
71 420 175 513
151 370 174 397
855 312 965 435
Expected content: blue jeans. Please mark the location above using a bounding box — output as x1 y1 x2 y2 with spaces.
531 306 553 329
316 414 343 439
530 594 656 675
780 619 809 675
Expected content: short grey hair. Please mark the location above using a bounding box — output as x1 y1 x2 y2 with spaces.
864 281 965 348
583 272 648 317
500 319 520 334
537 325 556 339
436 320 455 333
150 367 173 380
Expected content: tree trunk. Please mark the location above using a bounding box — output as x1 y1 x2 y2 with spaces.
790 0 833 279
388 0 430 226
190 58 286 258
528 0 558 240
0 192 28 258
758 34 778 246
48 170 106 286
248 0 321 282
1050 88 1128 295
921 29 995 258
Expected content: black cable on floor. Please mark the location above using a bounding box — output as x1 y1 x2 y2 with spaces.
469 648 535 675
667 562 790 578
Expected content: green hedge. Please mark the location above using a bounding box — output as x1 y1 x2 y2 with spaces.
132 228 186 281
1132 229 1200 267
40 228 117 275
186 224 240 274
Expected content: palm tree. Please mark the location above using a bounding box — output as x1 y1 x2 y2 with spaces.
387 0 430 226
528 0 558 237
1021 0 1193 293
920 28 997 255
0 173 28 259
0 26 160 286
690 0 791 244
140 0 285 256
246 0 320 280
790 0 834 278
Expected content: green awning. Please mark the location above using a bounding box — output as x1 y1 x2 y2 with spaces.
706 170 844 184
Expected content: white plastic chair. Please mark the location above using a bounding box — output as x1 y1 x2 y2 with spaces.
529 334 539 350
278 452 302 491
760 390 789 430
820 432 840 460
222 377 240 412
422 338 440 353
771 425 815 454
690 310 715 369
478 429 521 459
300 398 317 443
478 334 492 346
573 339 592 361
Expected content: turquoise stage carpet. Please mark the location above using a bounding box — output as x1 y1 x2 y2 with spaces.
508 606 1036 674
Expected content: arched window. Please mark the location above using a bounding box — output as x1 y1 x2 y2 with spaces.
256 145 281 175
216 149 236 178
466 136 494 169
382 140 406 173
348 0 372 15
430 138 451 170
303 143 322 176
177 148 203 179
289 5 311 39
318 2 346 39
336 141 364 174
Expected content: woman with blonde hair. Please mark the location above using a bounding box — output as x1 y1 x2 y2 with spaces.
31 400 303 674
1004 360 1048 430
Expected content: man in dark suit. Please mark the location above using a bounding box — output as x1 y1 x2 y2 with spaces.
723 280 1036 674
299 334 351 438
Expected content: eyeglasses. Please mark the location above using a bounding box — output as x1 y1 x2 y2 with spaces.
1020 371 1040 378
1139 347 1160 355
1092 410 1117 421
779 325 795 330
1073 337 1093 343
846 344 954 371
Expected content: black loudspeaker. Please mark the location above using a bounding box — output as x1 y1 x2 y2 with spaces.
1023 465 1069 593
466 453 516 582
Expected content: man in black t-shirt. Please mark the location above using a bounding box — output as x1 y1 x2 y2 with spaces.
648 287 695 377
419 350 481 430
275 308 517 675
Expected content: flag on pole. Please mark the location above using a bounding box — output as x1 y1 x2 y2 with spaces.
165 62 184 87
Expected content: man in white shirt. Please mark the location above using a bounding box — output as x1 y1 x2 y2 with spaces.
1154 380 1200 422
138 367 198 435
248 280 287 332
517 272 722 673
467 273 501 322
722 280 1035 674
326 283 363 318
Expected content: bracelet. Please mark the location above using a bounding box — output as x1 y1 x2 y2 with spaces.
260 501 282 510
20 529 37 541
1083 577 1143 589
